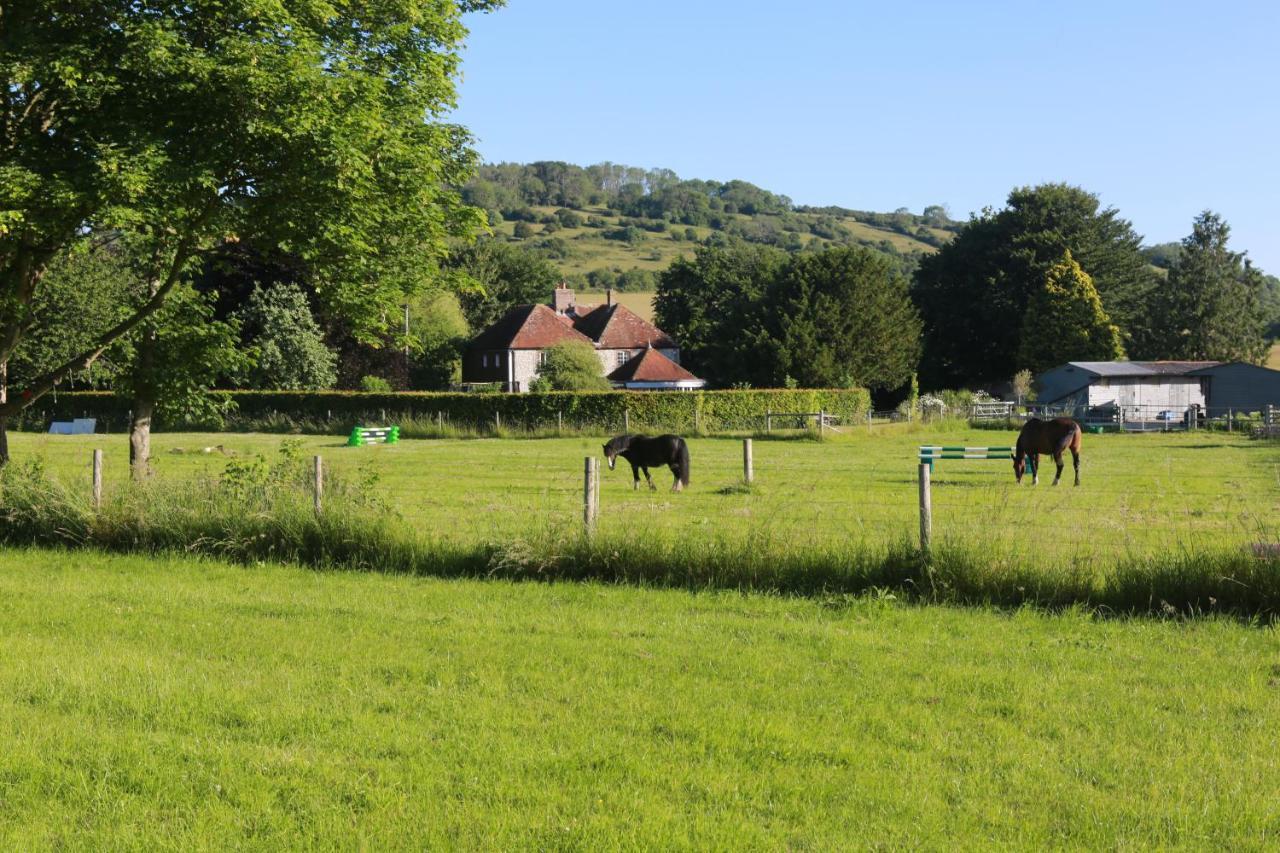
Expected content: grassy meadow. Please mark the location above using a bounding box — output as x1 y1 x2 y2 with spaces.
10 426 1278 568
3 547 1280 848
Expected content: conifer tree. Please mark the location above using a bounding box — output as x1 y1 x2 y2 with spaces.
1018 251 1125 373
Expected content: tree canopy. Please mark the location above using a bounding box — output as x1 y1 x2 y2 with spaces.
0 0 500 458
231 285 337 391
912 184 1156 387
1017 251 1125 374
1149 212 1268 363
656 243 920 390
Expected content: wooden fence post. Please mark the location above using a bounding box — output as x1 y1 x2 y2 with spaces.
818 409 826 438
92 449 103 511
558 410 563 435
918 462 932 554
583 456 599 535
765 409 771 434
313 455 323 514
495 411 502 432
743 438 754 485
694 404 700 434
624 409 630 433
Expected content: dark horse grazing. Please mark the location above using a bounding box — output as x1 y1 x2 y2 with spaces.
1014 417 1083 486
602 434 691 492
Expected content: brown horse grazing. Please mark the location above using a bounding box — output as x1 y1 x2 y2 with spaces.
1013 417 1082 486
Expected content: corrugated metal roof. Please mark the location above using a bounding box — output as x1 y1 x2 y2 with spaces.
1065 360 1220 378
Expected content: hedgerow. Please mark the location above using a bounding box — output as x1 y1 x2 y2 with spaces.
17 388 872 434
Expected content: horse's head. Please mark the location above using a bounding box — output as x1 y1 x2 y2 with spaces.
1012 451 1026 483
602 442 618 470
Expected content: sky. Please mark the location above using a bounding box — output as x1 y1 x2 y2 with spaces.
452 1 1280 270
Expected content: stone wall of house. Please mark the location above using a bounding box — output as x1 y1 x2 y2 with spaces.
510 349 543 392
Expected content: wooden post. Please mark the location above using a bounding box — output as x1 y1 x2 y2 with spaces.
694 404 700 434
583 456 599 535
918 463 932 554
437 411 443 431
1228 408 1233 433
818 409 825 438
624 409 630 433
495 411 501 432
313 455 323 514
765 409 771 434
558 410 563 435
92 449 103 511
742 438 754 485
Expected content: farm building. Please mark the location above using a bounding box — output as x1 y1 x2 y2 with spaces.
1036 360 1280 414
1034 361 1217 412
462 285 702 392
1187 362 1280 413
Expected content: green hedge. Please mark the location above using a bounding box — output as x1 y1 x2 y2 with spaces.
17 388 871 434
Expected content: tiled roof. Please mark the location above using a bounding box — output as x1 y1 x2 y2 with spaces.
1066 360 1221 378
468 303 594 350
573 304 677 350
608 347 701 383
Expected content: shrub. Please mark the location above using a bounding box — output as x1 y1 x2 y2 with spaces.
360 375 393 392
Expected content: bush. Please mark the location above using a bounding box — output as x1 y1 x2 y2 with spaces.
360 375 393 392
512 221 535 239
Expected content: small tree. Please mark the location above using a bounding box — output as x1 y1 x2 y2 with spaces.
1017 251 1125 374
531 341 610 391
231 284 337 390
1012 369 1034 405
513 221 536 240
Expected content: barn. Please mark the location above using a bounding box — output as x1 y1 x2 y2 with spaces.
1188 362 1280 414
1034 361 1217 413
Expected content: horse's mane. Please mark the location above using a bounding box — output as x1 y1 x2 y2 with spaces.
605 434 639 452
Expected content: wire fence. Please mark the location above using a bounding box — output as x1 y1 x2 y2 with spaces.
30 427 1278 569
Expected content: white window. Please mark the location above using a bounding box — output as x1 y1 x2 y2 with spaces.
616 351 630 368
482 354 488 368
495 352 502 367
539 351 548 366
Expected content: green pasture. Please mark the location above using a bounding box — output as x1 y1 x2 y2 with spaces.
2 547 1278 848
9 427 1279 566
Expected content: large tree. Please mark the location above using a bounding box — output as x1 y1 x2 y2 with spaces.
1150 212 1268 363
0 0 500 462
912 184 1156 387
764 247 921 389
1017 251 1125 374
656 243 919 389
451 240 562 332
655 242 788 387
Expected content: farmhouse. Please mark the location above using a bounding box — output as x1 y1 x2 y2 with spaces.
462 285 704 391
1036 360 1280 414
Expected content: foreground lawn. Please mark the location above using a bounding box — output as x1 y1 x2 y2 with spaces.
2 549 1279 848
9 427 1280 565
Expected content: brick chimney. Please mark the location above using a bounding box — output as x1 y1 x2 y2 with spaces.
606 289 615 307
553 282 574 314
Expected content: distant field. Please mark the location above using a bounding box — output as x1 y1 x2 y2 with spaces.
11 428 1278 566
3 547 1279 848
1269 342 1280 369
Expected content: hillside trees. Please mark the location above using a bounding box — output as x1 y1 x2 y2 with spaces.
0 0 498 464
656 244 920 389
912 184 1156 387
1149 212 1268 363
1017 252 1125 374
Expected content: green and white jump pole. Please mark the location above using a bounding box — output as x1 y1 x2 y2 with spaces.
918 446 1013 469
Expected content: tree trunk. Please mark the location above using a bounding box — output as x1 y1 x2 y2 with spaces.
129 393 154 480
0 360 8 466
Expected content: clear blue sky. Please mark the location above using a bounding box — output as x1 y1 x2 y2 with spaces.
453 1 1279 270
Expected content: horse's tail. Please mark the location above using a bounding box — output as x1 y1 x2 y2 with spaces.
677 438 690 487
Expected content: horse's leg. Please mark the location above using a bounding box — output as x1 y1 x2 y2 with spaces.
670 463 681 492
1031 453 1040 485
630 462 641 490
644 467 655 491
1072 448 1080 486
1052 451 1064 486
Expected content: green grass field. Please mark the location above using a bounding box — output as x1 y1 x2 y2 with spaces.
10 427 1278 567
3 546 1279 848
576 289 655 322
1268 342 1280 370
